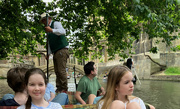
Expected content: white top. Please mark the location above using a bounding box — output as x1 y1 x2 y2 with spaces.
47 20 68 55
49 20 66 36
17 102 63 109
124 97 146 109
98 97 146 109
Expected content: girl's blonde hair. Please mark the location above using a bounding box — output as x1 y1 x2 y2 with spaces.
97 65 131 109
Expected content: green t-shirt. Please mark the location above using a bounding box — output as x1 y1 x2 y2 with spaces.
77 75 101 102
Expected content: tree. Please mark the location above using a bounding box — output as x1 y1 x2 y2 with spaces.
0 0 51 59
57 0 180 60
0 0 179 61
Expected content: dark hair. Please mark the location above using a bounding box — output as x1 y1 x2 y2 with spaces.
25 68 47 109
84 61 95 75
7 67 28 93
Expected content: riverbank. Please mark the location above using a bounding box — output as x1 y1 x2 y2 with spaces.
148 71 180 82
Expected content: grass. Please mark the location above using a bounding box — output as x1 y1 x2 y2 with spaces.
164 67 180 75
0 76 6 79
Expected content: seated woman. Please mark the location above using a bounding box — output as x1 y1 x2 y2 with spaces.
97 65 154 109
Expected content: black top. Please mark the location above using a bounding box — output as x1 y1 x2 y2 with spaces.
126 58 133 69
0 99 20 106
127 58 133 65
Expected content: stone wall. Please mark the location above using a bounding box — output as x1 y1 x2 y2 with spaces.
160 53 180 67
133 54 151 79
133 52 180 79
0 59 35 78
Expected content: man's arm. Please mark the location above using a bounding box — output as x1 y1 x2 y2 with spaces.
44 21 66 35
52 21 66 35
75 91 86 104
99 87 105 96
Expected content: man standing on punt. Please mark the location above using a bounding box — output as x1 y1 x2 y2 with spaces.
40 13 69 93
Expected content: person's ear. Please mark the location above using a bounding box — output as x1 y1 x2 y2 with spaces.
115 85 119 91
90 70 93 74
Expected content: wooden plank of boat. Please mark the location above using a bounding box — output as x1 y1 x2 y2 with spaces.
0 104 97 109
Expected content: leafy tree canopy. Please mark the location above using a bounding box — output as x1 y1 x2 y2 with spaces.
0 0 179 61
0 0 49 59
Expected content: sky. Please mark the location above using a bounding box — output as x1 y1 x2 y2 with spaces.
43 0 53 3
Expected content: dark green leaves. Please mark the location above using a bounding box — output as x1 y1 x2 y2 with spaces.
0 0 50 59
0 0 179 61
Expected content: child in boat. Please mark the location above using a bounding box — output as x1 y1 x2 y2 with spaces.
0 67 28 106
97 65 147 109
17 68 62 109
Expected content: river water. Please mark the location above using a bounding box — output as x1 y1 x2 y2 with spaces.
0 76 180 109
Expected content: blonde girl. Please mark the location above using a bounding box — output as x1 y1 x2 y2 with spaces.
97 65 146 109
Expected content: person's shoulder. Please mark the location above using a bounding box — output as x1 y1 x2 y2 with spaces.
129 96 143 102
129 96 146 109
0 99 19 106
17 104 25 109
78 76 89 84
94 77 98 79
0 99 5 106
47 83 54 87
93 77 99 81
97 100 104 109
79 75 88 81
49 102 63 108
53 21 61 24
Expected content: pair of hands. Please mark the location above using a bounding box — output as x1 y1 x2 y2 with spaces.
99 90 106 96
45 55 49 60
45 26 53 33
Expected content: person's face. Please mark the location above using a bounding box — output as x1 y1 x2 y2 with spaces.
41 18 51 26
41 19 47 26
115 71 134 97
27 73 46 101
92 65 97 76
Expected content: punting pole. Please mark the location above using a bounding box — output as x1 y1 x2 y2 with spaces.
46 13 49 80
133 68 141 85
73 65 77 90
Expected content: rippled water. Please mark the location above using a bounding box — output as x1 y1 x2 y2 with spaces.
132 80 180 109
1 77 180 109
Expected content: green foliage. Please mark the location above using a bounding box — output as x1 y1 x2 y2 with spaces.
149 47 158 54
0 0 51 59
0 0 179 61
164 67 180 75
57 0 180 60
